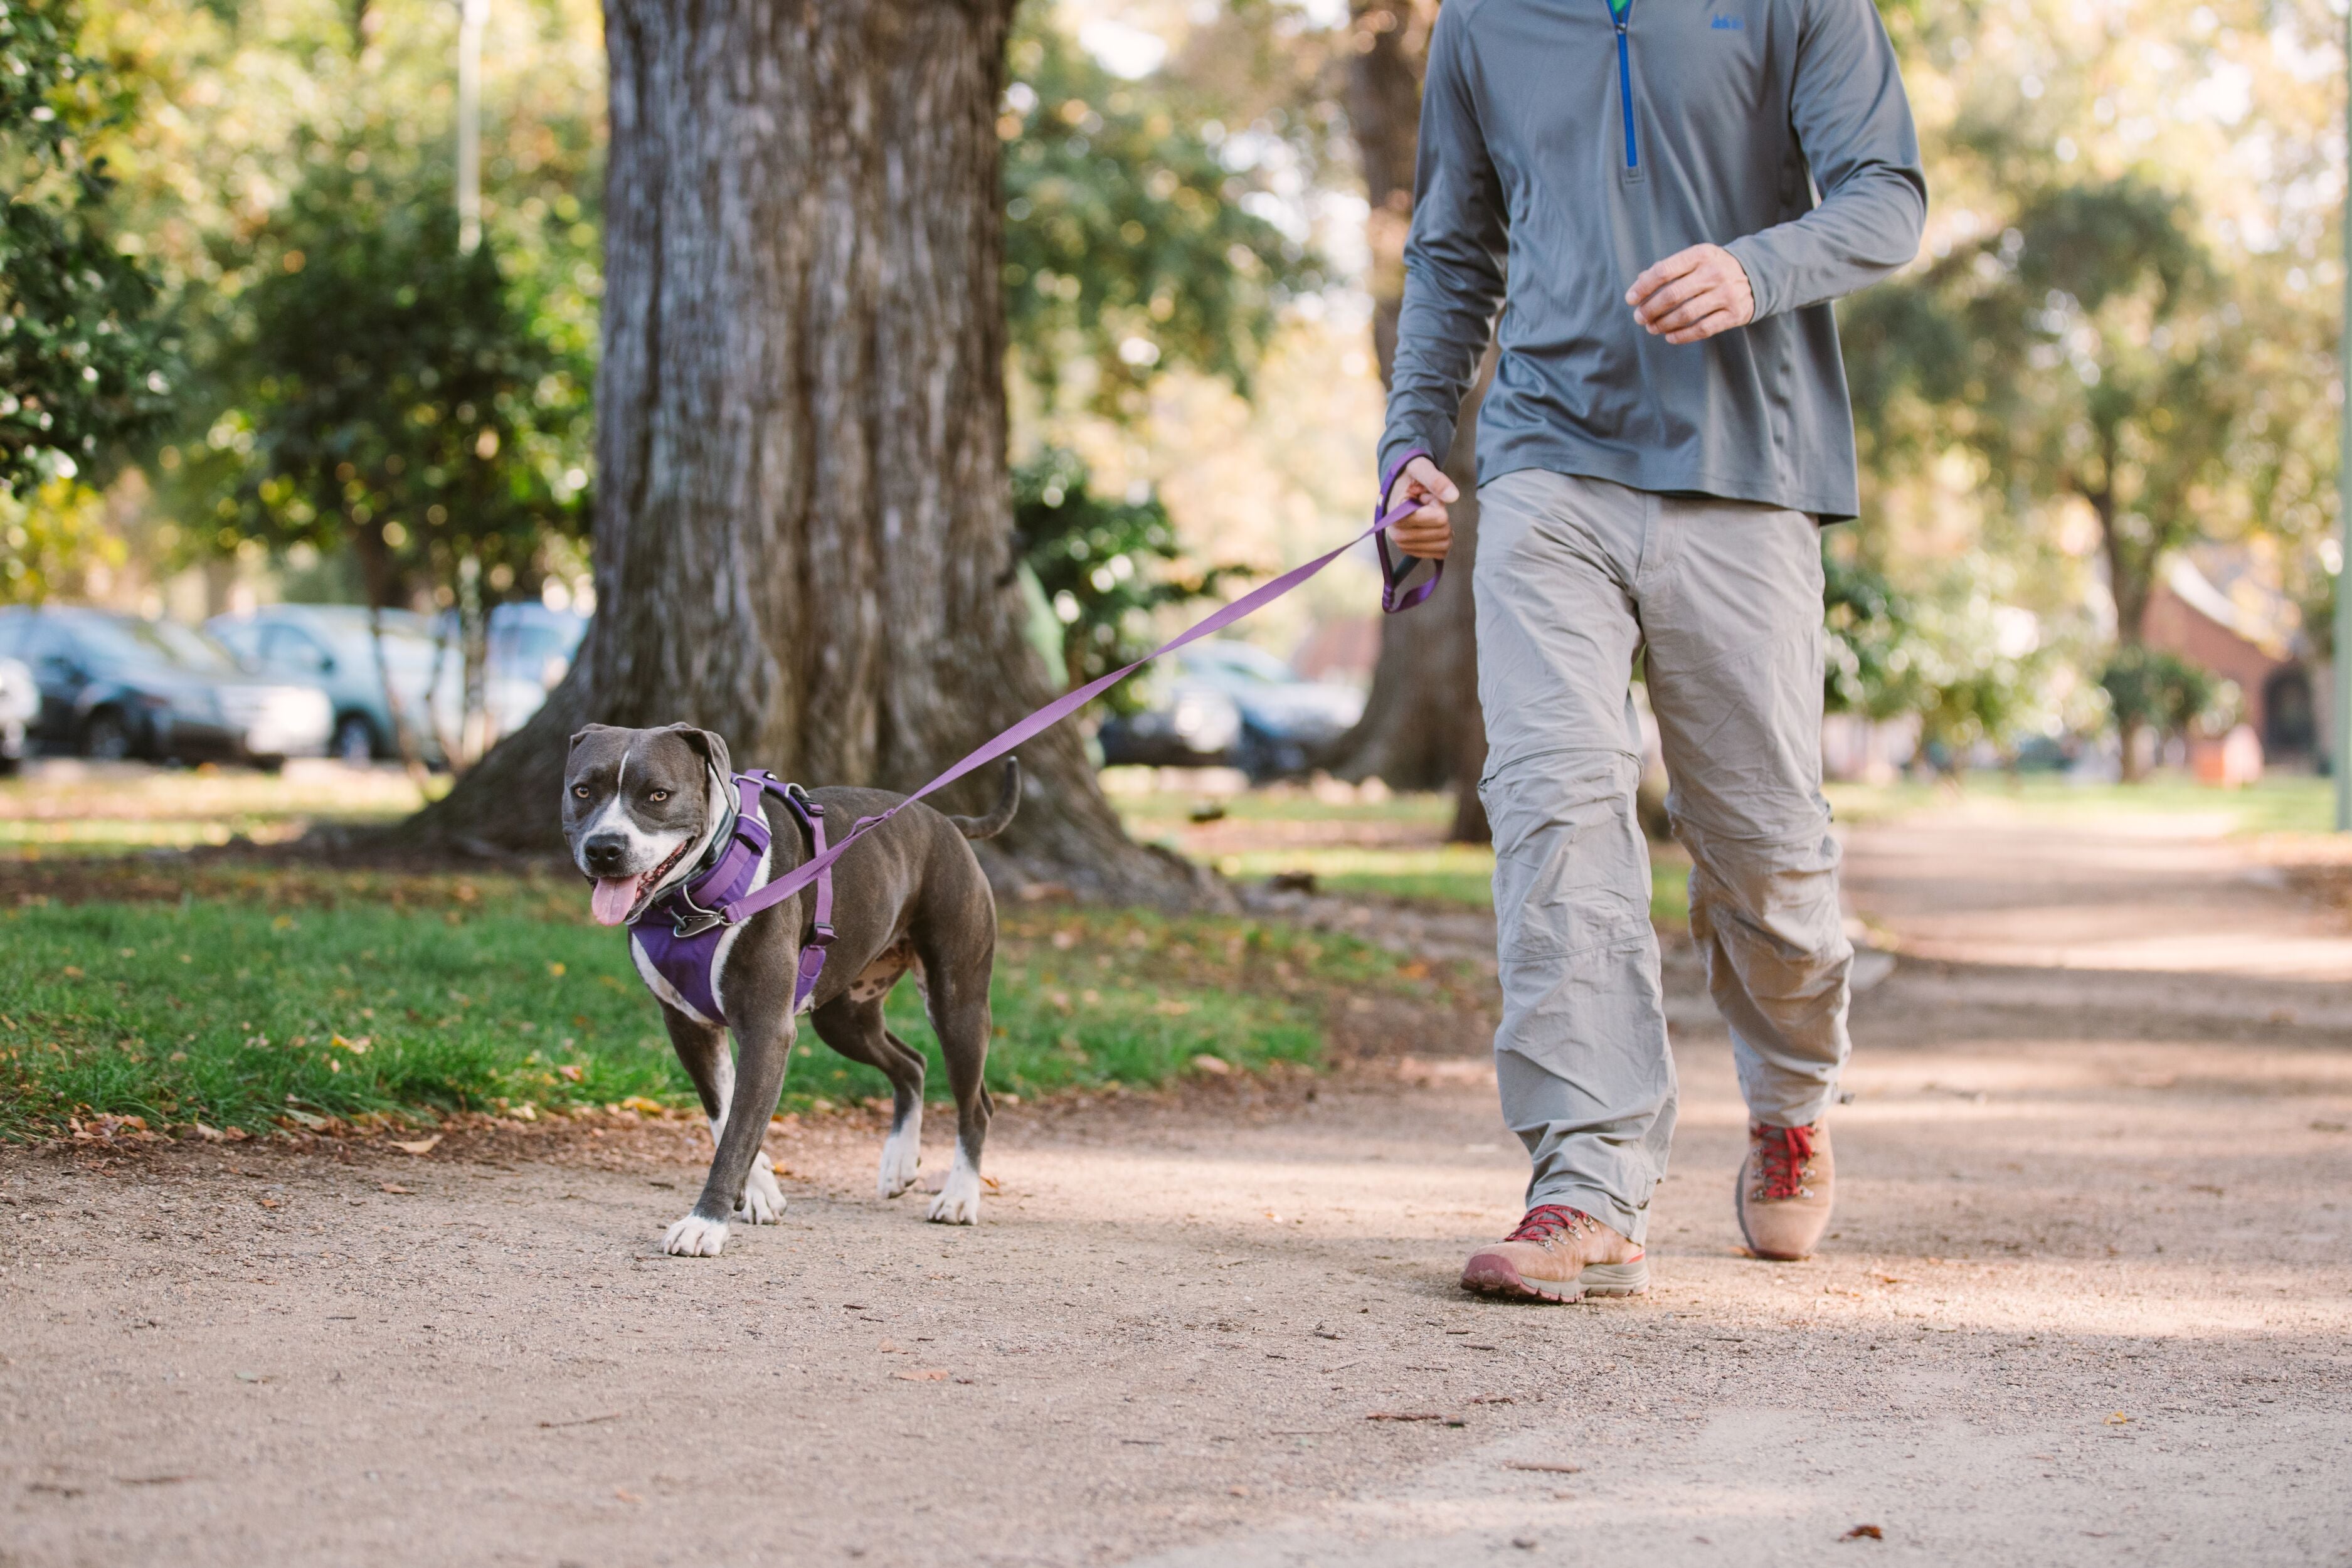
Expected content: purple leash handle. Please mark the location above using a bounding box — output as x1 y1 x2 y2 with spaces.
1374 447 1441 613
718 470 1441 930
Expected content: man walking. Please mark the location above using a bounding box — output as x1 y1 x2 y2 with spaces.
1378 0 1924 1299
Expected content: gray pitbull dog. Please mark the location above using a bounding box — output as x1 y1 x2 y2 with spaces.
562 723 1017 1256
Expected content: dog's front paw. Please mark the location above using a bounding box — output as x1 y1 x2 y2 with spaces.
926 1152 982 1226
662 1213 731 1256
736 1153 787 1225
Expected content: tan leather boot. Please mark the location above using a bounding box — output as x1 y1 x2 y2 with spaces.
1460 1204 1648 1303
1736 1120 1833 1261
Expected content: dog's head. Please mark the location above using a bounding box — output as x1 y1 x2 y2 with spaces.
562 723 734 926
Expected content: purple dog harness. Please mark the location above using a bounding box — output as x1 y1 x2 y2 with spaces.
629 771 838 1025
618 460 1435 1021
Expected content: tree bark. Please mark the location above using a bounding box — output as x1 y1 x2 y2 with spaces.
1327 1 1491 844
1346 1 1433 388
1328 349 1493 825
400 0 1209 906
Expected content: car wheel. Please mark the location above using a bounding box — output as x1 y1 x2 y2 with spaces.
332 712 379 765
82 709 134 761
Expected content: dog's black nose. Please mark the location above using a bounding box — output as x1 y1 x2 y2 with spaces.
581 834 630 874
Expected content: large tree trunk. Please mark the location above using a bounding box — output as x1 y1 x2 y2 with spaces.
1328 350 1493 823
1347 1 1433 388
401 1 1207 906
1328 1 1491 844
2088 480 2156 784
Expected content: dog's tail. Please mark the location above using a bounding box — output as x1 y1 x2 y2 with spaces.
947 759 1020 841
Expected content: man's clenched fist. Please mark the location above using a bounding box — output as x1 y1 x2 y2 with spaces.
1383 455 1459 561
1627 243 1755 344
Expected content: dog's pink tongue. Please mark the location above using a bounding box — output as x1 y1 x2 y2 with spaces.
590 876 639 927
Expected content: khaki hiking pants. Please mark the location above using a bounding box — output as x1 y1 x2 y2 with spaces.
1474 469 1853 1244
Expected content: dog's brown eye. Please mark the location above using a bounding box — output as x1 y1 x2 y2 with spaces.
648 789 669 802
571 785 590 799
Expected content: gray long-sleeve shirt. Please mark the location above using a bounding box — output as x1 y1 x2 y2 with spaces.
1379 0 1926 521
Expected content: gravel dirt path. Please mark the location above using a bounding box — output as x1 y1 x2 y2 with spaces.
6 807 2349 1567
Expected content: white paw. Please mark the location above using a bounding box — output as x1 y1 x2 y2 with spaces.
736 1153 787 1224
876 1109 923 1199
662 1213 731 1256
925 1149 982 1226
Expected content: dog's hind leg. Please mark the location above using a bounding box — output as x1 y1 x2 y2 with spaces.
811 996 928 1199
917 950 993 1226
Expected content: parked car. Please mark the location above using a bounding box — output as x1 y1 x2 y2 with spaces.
0 656 36 774
212 603 578 764
0 607 332 768
210 604 447 764
1098 639 1365 780
478 601 586 736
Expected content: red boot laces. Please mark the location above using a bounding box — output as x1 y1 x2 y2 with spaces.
1505 1204 1596 1244
1752 1123 1818 1200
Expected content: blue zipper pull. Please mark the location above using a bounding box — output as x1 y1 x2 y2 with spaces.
1609 0 1639 172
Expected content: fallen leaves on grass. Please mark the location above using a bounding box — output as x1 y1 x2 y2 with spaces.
2105 1411 2131 1425
1842 1525 1883 1540
389 1135 441 1156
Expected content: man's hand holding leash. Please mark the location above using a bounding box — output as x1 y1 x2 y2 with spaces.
1383 456 1459 561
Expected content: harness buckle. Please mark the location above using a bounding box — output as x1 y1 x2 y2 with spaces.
670 908 729 939
784 780 824 818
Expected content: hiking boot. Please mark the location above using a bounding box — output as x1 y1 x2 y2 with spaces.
1460 1204 1648 1303
1736 1120 1834 1261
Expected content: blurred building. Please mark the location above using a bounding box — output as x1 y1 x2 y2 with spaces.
2142 553 2326 770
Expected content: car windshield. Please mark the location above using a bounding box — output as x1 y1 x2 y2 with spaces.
71 615 241 674
322 623 442 672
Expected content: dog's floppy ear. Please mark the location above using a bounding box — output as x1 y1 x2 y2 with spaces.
569 723 618 753
660 723 732 781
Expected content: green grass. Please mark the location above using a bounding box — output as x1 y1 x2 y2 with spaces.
0 873 1434 1141
0 761 433 854
1202 842 1691 923
1824 773 2335 835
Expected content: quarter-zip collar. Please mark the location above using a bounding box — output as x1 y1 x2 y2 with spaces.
1607 0 1640 175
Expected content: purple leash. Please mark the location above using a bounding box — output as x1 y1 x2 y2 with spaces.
710 452 1440 940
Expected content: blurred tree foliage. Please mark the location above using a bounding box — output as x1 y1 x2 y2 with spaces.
1002 11 1322 417
1821 543 1919 721
0 473 120 601
2098 644 2222 780
1013 447 1250 707
85 0 601 608
0 0 172 504
164 132 589 613
1846 177 2243 652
